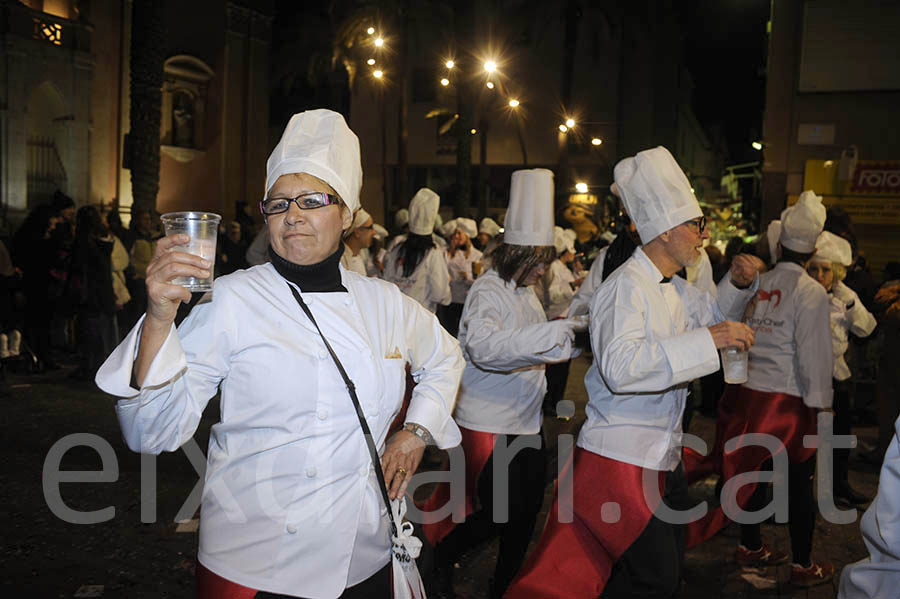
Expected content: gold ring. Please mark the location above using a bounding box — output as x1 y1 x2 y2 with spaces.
397 467 408 476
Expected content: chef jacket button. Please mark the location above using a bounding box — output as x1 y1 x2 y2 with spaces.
318 349 328 360
286 523 298 534
317 408 328 420
306 466 317 478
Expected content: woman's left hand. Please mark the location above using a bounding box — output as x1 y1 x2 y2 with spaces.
381 430 426 500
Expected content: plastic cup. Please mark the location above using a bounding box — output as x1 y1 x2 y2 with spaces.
161 211 221 292
720 346 748 384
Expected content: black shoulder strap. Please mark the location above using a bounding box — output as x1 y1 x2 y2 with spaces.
287 284 397 536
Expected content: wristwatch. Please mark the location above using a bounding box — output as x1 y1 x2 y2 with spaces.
403 422 433 445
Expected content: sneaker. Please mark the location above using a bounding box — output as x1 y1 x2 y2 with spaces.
790 561 834 587
735 544 790 567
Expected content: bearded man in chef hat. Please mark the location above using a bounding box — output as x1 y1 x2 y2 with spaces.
688 190 837 587
508 146 761 599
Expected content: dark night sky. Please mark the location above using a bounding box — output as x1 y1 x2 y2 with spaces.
676 0 772 165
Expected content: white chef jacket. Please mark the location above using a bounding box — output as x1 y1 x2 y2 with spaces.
744 262 833 408
828 281 877 381
447 246 483 305
569 247 609 318
340 243 368 276
544 259 576 320
95 264 464 598
383 244 452 313
578 247 756 471
453 270 576 435
838 416 900 599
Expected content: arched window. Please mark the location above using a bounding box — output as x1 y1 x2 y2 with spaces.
161 55 214 151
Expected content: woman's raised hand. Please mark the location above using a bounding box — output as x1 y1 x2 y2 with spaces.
144 233 210 329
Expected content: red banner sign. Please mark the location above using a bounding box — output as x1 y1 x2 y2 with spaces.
851 162 900 194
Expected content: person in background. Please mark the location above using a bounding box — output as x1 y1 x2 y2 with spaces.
218 221 250 276
245 225 270 266
424 168 579 598
474 217 501 251
541 226 579 415
383 188 451 313
366 224 389 278
341 207 377 276
442 217 482 337
509 147 759 599
124 208 156 332
870 270 900 462
0 238 23 360
96 109 464 598
109 217 131 341
706 245 728 284
807 231 876 507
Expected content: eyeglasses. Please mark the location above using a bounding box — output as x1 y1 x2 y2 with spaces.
260 192 342 215
683 216 707 234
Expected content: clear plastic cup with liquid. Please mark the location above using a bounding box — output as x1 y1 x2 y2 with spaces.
720 346 748 384
160 211 221 292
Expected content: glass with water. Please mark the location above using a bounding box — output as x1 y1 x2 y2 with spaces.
161 211 221 292
720 346 748 384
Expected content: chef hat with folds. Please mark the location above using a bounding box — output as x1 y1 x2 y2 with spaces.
553 226 576 255
373 223 388 240
408 188 441 235
395 208 409 228
350 207 371 231
812 230 852 266
439 218 458 238
767 220 782 266
613 146 701 245
479 217 501 237
265 109 362 213
456 218 477 239
505 169 555 246
779 190 826 253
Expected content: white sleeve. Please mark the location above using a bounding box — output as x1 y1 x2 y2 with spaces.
795 286 835 408
569 247 606 317
547 261 575 310
593 276 719 394
401 294 464 449
715 273 759 322
426 249 452 307
95 292 233 454
839 283 877 338
462 287 574 371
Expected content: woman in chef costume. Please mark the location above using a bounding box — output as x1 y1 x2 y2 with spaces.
96 109 464 599
423 169 579 598
443 217 483 337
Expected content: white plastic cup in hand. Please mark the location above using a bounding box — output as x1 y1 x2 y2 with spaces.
160 211 221 292
720 346 748 384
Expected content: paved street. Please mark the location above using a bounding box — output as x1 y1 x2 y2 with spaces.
1 355 878 598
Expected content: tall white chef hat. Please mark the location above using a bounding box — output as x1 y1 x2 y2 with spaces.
456 217 477 239
265 109 362 213
408 188 441 235
395 208 409 228
613 146 701 245
553 226 576 255
766 220 782 265
505 169 555 246
479 217 501 237
439 218 458 238
812 231 852 266
779 190 826 253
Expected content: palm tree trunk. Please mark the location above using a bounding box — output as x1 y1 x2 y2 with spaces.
454 0 476 218
129 0 165 214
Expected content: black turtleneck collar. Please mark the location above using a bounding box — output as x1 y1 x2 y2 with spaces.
269 244 347 293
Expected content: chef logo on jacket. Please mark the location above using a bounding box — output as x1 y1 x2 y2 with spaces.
757 288 782 308
385 346 403 359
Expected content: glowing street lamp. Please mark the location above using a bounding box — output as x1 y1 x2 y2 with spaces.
484 60 497 73
440 78 450 86
373 70 384 79
445 60 455 69
470 128 477 134
751 141 763 150
565 118 576 128
486 81 494 89
374 37 384 48
558 124 568 133
591 137 602 146
367 58 376 66
575 182 589 194
508 99 520 108
367 27 375 35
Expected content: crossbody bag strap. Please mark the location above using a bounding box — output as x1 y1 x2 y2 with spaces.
287 284 398 537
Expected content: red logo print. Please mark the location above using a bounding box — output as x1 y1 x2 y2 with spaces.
757 289 782 308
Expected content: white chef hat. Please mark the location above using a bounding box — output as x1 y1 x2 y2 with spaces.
779 190 826 253
479 217 501 237
409 188 441 235
265 109 362 213
395 208 409 228
812 230 852 266
439 218 458 238
613 146 701 245
553 226 575 255
505 169 555 246
766 220 782 266
373 223 388 240
456 218 477 239
350 207 371 231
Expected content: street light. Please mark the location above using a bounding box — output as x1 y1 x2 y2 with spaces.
486 81 494 89
565 118 576 128
445 60 455 69
575 182 588 194
367 58 376 66
367 27 375 35
591 137 602 146
751 141 763 151
470 128 477 134
484 60 497 73
373 70 383 79
558 124 568 133
374 37 384 47
508 99 520 108
440 78 450 86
